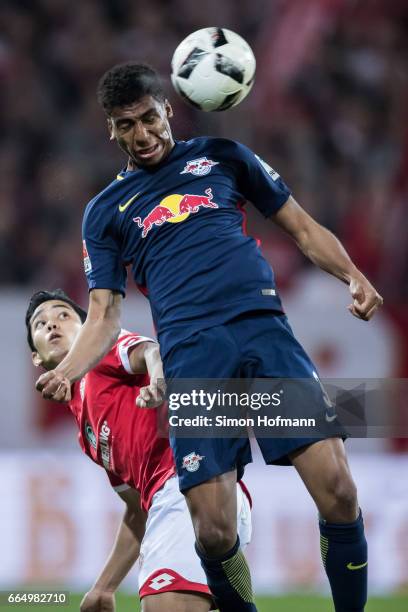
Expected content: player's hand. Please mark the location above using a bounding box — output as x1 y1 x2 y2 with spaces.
35 370 72 402
348 275 383 321
136 378 166 408
80 588 115 612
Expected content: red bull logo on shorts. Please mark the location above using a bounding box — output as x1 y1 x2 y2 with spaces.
182 452 205 472
180 157 219 176
133 188 219 238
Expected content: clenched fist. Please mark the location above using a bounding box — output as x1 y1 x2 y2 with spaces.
80 588 115 612
348 275 383 321
35 370 72 402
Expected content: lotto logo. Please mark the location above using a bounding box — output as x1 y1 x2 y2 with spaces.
148 572 175 591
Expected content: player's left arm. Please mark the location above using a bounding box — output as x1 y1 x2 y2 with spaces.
128 341 166 408
80 487 146 612
272 196 383 321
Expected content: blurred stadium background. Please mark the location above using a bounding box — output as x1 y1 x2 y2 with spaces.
0 0 407 609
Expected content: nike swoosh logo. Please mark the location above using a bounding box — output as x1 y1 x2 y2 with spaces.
325 412 338 423
347 561 368 570
119 192 140 212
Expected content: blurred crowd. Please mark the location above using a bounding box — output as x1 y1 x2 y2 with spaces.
0 0 407 305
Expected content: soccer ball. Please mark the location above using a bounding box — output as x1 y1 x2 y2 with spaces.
171 27 256 112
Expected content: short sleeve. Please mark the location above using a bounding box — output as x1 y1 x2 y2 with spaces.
82 200 127 295
116 332 157 374
105 469 131 492
231 141 291 218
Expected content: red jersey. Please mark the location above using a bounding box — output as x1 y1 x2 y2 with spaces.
69 330 175 512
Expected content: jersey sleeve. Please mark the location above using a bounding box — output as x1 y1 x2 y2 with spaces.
116 332 157 374
82 199 127 295
228 140 291 217
94 331 157 378
105 469 131 493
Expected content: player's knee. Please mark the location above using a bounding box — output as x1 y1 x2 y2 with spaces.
333 478 358 516
322 470 358 521
195 520 237 557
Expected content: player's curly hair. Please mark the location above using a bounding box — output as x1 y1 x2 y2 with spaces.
97 62 166 115
25 289 87 351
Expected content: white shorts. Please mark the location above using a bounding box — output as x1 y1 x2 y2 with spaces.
138 476 252 600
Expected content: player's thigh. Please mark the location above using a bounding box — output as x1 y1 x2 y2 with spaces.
139 477 210 598
142 591 212 612
232 311 315 379
184 468 238 541
289 436 350 489
164 326 252 498
236 312 345 466
185 479 252 550
289 438 358 511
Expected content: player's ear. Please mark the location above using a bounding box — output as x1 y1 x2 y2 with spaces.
107 118 115 141
32 352 43 368
164 100 173 119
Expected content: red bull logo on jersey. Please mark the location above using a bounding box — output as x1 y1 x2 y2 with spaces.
133 188 219 238
182 452 205 472
180 157 219 176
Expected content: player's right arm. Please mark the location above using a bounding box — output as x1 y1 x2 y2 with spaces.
126 341 166 408
36 193 129 402
36 288 122 401
80 487 147 612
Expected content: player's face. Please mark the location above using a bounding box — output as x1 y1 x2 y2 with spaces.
108 96 175 168
30 301 82 370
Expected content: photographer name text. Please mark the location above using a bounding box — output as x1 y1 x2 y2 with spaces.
169 415 316 428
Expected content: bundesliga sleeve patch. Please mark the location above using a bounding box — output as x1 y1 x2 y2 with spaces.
254 154 280 181
82 240 92 274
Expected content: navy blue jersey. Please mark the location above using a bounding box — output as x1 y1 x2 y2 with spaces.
82 137 291 357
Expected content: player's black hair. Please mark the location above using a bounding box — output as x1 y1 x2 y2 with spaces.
25 289 87 351
97 62 166 115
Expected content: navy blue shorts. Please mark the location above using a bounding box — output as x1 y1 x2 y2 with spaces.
163 311 337 492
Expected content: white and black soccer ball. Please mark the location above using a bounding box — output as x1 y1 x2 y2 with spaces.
171 27 256 112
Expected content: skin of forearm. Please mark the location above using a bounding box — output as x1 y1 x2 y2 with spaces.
93 508 144 592
294 220 361 284
143 344 164 380
56 315 120 383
